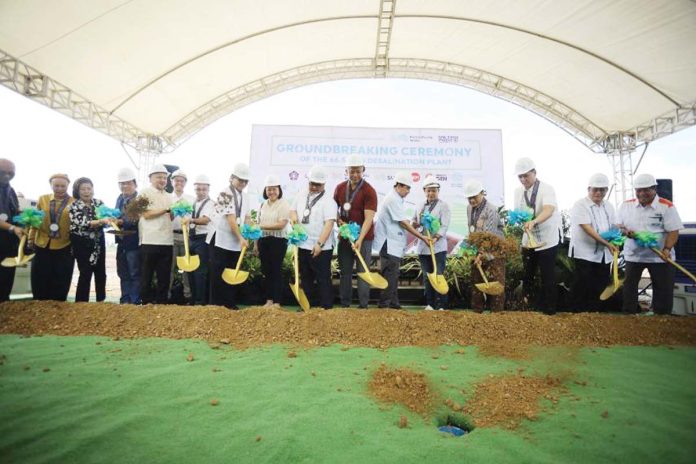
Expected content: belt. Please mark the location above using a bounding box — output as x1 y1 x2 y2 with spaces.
173 230 183 234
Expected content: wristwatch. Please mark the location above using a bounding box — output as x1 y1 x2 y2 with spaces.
317 241 324 247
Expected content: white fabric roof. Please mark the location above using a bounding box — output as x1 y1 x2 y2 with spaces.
1 0 695 153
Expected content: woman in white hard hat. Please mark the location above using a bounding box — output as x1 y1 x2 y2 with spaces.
289 165 336 309
207 162 251 309
617 173 683 314
29 173 75 301
412 175 451 310
258 174 290 308
464 179 505 312
68 177 110 302
138 164 175 305
168 169 195 303
568 173 618 312
373 171 431 309
513 157 562 314
185 174 215 305
114 168 141 304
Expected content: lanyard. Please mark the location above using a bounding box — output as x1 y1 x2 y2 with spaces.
231 188 242 218
470 198 487 230
523 180 540 214
49 196 69 237
420 199 439 217
341 179 364 217
589 201 611 253
193 198 210 219
302 191 325 224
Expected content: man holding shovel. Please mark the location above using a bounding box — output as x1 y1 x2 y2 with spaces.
373 171 431 309
617 173 683 315
0 158 23 301
568 173 618 312
333 154 378 308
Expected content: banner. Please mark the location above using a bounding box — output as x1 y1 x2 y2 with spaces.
249 124 504 243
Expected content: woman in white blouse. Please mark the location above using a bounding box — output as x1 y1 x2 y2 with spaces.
257 175 291 307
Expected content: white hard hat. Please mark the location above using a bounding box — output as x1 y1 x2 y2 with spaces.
264 174 281 187
514 157 536 176
633 173 657 189
193 174 210 185
308 165 327 184
394 171 412 187
344 154 364 168
117 168 136 183
463 179 485 197
171 169 187 180
588 173 610 188
231 163 250 181
149 163 169 176
422 175 440 189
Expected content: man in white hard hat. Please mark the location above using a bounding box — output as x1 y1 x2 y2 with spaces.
412 175 451 310
0 158 23 302
373 171 431 309
464 178 505 312
290 165 337 309
168 169 195 303
113 167 141 304
568 173 618 312
333 154 378 308
184 174 215 305
139 163 174 304
207 162 251 309
513 157 562 314
617 173 683 314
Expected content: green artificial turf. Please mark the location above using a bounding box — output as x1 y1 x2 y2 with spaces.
1 335 695 464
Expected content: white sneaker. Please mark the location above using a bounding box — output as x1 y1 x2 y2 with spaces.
437 308 445 311
424 305 435 311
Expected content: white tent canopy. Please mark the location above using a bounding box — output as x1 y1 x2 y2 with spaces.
1 0 695 157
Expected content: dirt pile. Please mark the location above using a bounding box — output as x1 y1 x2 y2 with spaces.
368 364 437 416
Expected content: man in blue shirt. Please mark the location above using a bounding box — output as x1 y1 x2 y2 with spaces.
114 168 141 304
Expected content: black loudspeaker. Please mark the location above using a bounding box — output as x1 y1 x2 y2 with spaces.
163 164 179 194
656 178 672 202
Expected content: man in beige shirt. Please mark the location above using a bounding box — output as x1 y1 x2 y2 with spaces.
139 164 174 304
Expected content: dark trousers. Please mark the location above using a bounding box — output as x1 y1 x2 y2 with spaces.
570 258 610 312
209 236 241 309
188 236 210 305
0 235 19 301
140 244 172 304
72 236 106 302
623 261 675 314
337 238 373 307
522 245 558 313
117 246 141 304
378 243 401 307
418 252 448 309
31 246 74 301
298 247 333 309
258 236 288 304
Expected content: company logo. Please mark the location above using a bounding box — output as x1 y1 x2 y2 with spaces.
435 174 448 182
289 171 299 181
438 135 459 143
409 135 433 143
411 172 421 183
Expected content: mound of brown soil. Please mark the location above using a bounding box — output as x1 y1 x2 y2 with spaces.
368 364 437 416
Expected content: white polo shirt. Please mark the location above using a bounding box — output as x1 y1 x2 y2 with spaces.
413 199 451 255
513 180 562 251
207 187 251 251
138 186 174 246
290 189 336 251
373 189 410 258
171 191 195 232
568 197 617 263
190 197 215 236
617 195 683 263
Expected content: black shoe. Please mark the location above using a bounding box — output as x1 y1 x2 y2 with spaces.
358 305 368 309
378 304 387 309
389 304 402 310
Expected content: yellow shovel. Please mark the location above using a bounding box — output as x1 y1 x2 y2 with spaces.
353 242 388 290
425 231 449 295
289 246 310 311
176 226 200 272
523 228 545 250
222 245 249 285
1 234 34 267
650 248 696 284
474 261 504 296
600 249 623 301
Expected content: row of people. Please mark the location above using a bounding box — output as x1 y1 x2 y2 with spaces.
0 156 683 314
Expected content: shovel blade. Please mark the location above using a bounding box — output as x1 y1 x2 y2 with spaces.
357 271 388 290
222 268 249 285
599 279 624 301
427 272 449 295
176 254 200 272
290 283 311 311
475 281 504 296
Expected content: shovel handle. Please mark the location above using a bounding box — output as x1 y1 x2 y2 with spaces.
234 246 247 274
293 245 300 284
353 244 371 274
16 234 27 261
525 228 539 248
476 261 490 285
426 230 438 271
182 225 191 258
109 219 121 232
651 247 696 284
612 249 619 288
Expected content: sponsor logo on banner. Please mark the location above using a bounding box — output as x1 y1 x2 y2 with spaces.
289 171 299 181
436 174 448 181
411 172 421 183
409 135 433 143
438 135 459 143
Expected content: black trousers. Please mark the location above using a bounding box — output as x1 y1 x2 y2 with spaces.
570 258 610 312
298 247 333 309
209 235 241 309
188 236 209 305
140 244 172 304
72 235 106 302
522 245 558 313
378 243 402 307
623 261 675 315
258 236 288 304
0 234 19 301
31 246 74 301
